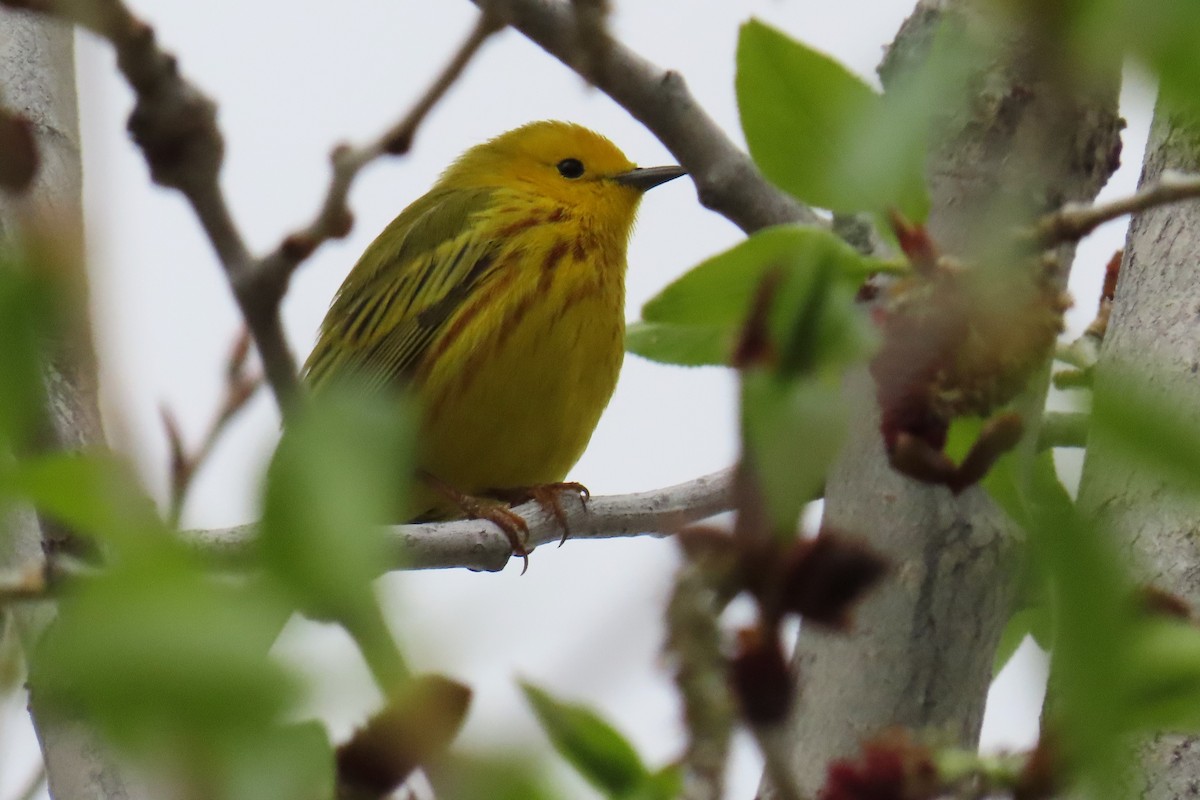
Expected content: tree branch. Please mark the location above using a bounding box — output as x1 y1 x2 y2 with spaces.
3 0 502 416
184 468 735 573
254 10 504 289
471 0 819 234
1032 170 1200 247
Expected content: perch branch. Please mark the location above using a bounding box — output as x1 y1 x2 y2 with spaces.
184 467 735 573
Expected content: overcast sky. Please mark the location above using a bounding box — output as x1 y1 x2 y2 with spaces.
2 2 1158 797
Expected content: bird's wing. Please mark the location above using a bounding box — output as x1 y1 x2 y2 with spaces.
303 187 501 393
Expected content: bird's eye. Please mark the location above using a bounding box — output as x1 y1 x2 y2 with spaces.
556 158 585 179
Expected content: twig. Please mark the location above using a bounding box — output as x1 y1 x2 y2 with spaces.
182 467 735 573
752 724 808 800
3 0 502 416
665 558 735 800
162 329 262 526
1032 170 1200 247
472 0 817 234
254 11 504 288
0 563 48 605
0 0 299 408
1037 411 1089 450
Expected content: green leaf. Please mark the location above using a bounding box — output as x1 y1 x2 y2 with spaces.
30 553 295 760
992 606 1049 677
6 452 163 546
222 722 335 800
743 373 845 531
260 386 416 627
631 225 879 368
1122 619 1200 732
520 682 648 798
0 259 55 454
736 19 929 218
1089 372 1200 497
624 321 731 368
429 753 563 800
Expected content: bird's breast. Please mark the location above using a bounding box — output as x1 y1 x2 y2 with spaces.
415 215 628 493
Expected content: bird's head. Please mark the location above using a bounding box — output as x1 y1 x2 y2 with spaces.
438 121 685 225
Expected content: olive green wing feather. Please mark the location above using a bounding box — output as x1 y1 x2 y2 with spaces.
303 187 500 393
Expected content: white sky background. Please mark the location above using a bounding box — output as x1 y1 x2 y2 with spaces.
1 1 1157 798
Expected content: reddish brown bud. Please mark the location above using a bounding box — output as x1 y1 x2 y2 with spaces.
730 625 793 726
336 674 472 796
731 267 782 370
1137 585 1192 621
281 233 317 262
0 110 38 192
1101 249 1122 304
329 208 354 239
780 532 888 629
384 129 415 156
888 211 938 275
820 729 937 800
947 411 1024 494
1014 734 1060 800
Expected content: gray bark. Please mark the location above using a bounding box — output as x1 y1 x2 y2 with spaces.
1076 100 1200 799
1 8 145 800
761 1 1122 795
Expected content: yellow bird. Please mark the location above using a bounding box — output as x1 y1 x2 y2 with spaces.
303 121 685 562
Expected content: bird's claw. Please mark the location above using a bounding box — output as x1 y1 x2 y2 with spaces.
494 481 590 547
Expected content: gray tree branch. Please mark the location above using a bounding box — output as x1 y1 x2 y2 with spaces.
759 2 1121 795
1076 99 1200 798
184 468 734 573
471 0 820 234
0 7 149 799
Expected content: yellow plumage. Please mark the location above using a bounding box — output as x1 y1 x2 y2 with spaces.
304 121 684 517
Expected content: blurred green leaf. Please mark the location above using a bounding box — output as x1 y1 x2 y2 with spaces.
743 373 845 531
631 226 879 367
0 255 54 454
992 606 1050 677
1020 452 1135 798
221 721 334 800
30 551 296 760
521 681 649 798
1122 619 1200 732
1089 373 1200 497
429 753 562 800
624 321 731 368
260 386 415 627
6 451 162 546
628 765 683 800
737 19 929 218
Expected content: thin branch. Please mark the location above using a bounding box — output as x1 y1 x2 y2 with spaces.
183 467 735 573
254 11 504 288
162 329 262 526
665 558 735 800
1033 169 1200 247
472 0 818 234
0 564 48 606
3 0 501 417
1037 411 1089 451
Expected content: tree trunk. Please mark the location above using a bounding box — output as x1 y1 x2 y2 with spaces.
762 1 1121 794
1076 99 1200 799
1 8 145 799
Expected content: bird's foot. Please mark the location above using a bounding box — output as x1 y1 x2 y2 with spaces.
423 473 532 573
493 482 590 546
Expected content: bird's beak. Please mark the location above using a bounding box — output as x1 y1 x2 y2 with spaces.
613 165 688 191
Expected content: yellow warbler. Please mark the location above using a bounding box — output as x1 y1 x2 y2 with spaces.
303 121 685 552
